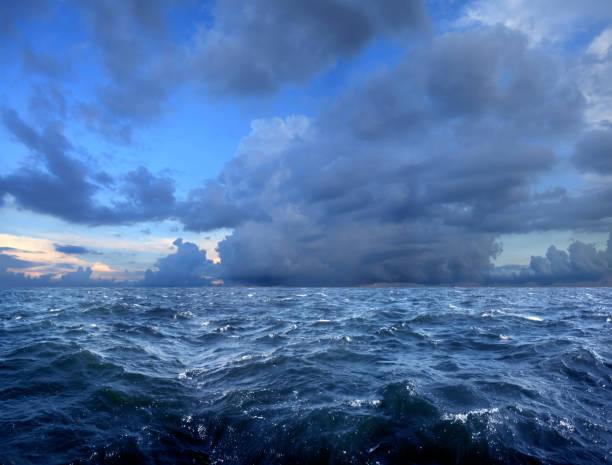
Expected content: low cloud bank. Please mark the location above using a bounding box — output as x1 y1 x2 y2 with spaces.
0 262 123 288
1 235 610 287
0 238 220 288
491 234 611 285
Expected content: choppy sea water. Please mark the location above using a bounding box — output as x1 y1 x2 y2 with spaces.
0 287 610 465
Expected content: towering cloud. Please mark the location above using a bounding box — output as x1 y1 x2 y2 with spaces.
492 234 611 285
143 239 219 286
178 27 608 285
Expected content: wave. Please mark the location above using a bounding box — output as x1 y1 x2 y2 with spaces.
0 287 610 464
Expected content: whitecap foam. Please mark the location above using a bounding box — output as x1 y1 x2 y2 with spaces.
443 407 500 424
586 347 604 364
558 418 574 432
514 314 542 322
368 444 381 453
348 399 381 408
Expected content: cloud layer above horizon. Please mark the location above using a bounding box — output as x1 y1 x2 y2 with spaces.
1 0 611 286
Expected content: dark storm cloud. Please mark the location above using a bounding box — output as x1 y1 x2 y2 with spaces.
192 0 428 95
217 222 501 286
116 167 177 222
572 128 612 174
491 234 611 285
178 181 270 232
54 244 94 255
0 108 103 222
143 239 219 286
327 26 585 143
178 27 609 285
0 109 177 225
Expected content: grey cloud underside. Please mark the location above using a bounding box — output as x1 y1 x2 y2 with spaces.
572 128 612 175
190 27 593 231
193 0 428 95
54 244 93 255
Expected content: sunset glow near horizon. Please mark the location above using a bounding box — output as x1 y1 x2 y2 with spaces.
1 0 611 286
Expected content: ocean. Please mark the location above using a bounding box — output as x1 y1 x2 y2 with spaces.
0 287 610 464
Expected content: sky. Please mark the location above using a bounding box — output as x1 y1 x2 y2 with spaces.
0 0 611 287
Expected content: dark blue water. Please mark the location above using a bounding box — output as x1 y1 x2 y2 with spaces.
0 287 610 465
